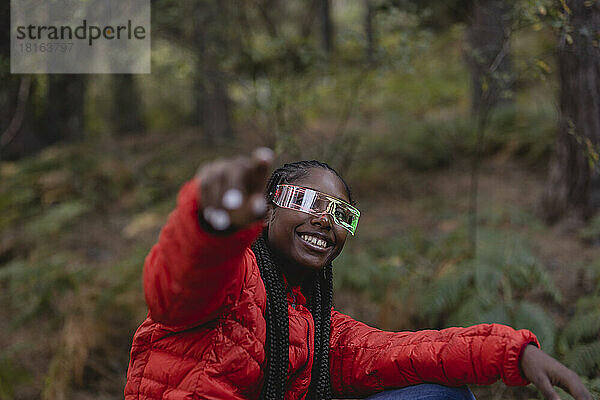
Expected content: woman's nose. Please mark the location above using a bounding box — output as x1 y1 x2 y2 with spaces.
311 213 332 228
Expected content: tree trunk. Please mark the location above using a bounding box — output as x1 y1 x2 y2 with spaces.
1 74 84 159
320 0 333 55
364 0 375 62
45 75 86 143
464 0 513 115
112 74 144 134
1 1 54 159
0 0 12 112
0 0 24 158
543 1 600 222
193 0 233 142
300 0 319 40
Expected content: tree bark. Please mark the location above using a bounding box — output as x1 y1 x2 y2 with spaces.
46 75 86 143
464 0 514 115
193 0 233 142
1 1 58 159
300 0 319 40
0 77 31 150
543 1 600 222
364 0 375 62
112 74 144 134
320 0 333 55
0 0 23 158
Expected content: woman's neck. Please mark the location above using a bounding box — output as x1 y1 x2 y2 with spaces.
269 247 310 287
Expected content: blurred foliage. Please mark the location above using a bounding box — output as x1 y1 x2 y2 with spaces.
24 201 90 238
0 352 30 400
335 220 561 351
0 134 198 397
0 255 90 329
418 228 561 351
559 261 600 379
579 214 600 244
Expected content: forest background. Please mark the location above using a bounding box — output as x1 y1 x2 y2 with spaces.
1 0 600 399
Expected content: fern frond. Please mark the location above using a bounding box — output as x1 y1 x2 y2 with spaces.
502 254 561 302
448 294 489 327
0 259 28 281
449 299 510 328
564 341 600 378
561 311 600 348
481 303 510 325
576 296 600 313
473 263 504 294
513 301 557 354
528 264 563 303
419 266 473 317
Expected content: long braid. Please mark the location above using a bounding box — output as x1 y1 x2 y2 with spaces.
305 265 334 400
319 265 334 399
252 234 288 400
306 272 322 399
257 160 353 400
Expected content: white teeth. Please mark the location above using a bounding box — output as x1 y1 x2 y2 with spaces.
301 234 328 248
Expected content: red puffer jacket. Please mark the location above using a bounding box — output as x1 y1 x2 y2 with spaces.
125 180 540 399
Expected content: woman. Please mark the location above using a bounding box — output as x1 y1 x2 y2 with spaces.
125 149 591 400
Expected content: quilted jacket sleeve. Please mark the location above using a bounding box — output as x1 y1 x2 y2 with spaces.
329 309 539 398
143 179 263 328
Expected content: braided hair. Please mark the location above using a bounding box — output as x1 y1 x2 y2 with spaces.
251 160 354 400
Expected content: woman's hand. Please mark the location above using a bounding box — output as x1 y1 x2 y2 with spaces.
520 344 592 400
196 148 274 231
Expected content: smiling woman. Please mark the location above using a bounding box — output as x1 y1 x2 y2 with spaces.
124 149 592 400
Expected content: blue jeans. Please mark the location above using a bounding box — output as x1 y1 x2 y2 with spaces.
364 383 476 400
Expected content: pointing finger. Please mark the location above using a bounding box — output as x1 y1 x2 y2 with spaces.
246 147 273 193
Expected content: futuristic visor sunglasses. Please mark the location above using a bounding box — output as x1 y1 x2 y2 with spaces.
272 184 360 235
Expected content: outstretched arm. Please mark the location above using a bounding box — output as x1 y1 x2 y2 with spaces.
143 150 272 328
